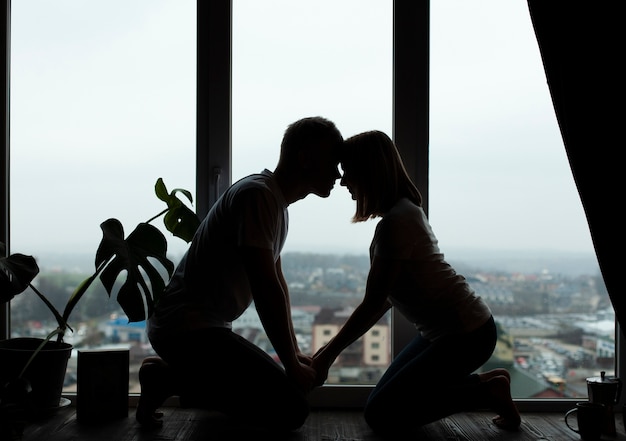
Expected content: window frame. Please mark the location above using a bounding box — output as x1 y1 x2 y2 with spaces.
1 0 616 411
196 0 593 411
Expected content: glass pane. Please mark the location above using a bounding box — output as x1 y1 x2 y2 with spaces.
10 1 196 394
430 0 611 399
233 0 392 384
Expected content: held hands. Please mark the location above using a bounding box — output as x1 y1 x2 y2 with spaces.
287 350 332 392
310 357 330 388
297 352 313 366
287 360 317 393
311 346 332 388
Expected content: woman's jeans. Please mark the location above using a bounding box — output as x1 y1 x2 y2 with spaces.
364 316 498 435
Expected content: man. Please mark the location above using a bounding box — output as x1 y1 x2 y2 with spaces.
137 116 343 433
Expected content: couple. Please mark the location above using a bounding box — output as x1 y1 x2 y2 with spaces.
137 116 520 437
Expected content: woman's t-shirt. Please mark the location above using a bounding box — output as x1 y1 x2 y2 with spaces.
371 198 491 340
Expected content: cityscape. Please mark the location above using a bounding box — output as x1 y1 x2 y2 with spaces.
9 250 611 399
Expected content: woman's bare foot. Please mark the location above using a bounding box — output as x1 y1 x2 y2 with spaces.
136 357 175 428
141 356 166 366
484 375 521 431
479 368 511 383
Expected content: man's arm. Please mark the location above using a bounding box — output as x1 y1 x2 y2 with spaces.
276 256 312 365
241 247 316 391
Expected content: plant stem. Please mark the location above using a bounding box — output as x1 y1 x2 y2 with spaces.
27 283 69 333
145 208 167 225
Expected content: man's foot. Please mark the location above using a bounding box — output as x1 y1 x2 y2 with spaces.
136 357 175 428
484 375 521 431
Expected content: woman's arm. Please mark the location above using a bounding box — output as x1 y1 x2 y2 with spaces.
311 255 398 385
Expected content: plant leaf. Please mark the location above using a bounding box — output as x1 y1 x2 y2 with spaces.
0 246 40 303
96 219 175 322
154 177 170 203
154 178 200 243
163 204 200 243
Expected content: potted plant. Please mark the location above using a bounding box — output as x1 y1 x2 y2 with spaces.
0 178 200 437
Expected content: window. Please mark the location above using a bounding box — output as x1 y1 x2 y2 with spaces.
232 0 392 387
8 0 196 395
430 0 611 404
3 0 615 411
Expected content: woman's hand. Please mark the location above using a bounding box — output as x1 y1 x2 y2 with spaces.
296 352 313 366
311 351 331 387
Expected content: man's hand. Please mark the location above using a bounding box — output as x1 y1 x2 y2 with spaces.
286 361 317 393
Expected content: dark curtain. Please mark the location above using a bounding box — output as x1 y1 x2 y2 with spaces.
527 2 624 327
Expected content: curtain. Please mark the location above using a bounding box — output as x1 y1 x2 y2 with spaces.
527 2 624 328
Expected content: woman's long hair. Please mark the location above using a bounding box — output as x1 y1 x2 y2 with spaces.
341 130 422 222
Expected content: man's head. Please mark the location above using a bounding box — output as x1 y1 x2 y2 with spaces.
276 116 343 199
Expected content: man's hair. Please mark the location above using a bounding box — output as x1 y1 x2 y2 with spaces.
280 116 343 163
341 130 422 222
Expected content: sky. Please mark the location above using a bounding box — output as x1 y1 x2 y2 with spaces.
8 1 598 271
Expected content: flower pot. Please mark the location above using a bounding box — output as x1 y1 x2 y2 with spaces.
0 337 72 413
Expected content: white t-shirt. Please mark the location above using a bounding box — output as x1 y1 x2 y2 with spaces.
148 169 287 339
371 198 492 340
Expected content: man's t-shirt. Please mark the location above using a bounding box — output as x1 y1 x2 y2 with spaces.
148 169 287 339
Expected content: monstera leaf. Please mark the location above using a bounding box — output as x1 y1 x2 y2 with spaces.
154 177 200 243
98 218 175 322
62 218 175 323
0 243 40 303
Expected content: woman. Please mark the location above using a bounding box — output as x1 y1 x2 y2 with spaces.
311 130 520 437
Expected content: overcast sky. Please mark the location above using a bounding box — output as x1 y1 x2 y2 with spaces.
8 1 597 269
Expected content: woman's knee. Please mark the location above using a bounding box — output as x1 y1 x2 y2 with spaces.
364 395 389 432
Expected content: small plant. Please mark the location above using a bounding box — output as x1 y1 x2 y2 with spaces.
0 178 200 431
1 177 199 338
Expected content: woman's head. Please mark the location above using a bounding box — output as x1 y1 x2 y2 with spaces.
340 130 422 222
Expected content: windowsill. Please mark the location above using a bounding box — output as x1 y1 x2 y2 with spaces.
63 389 580 413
